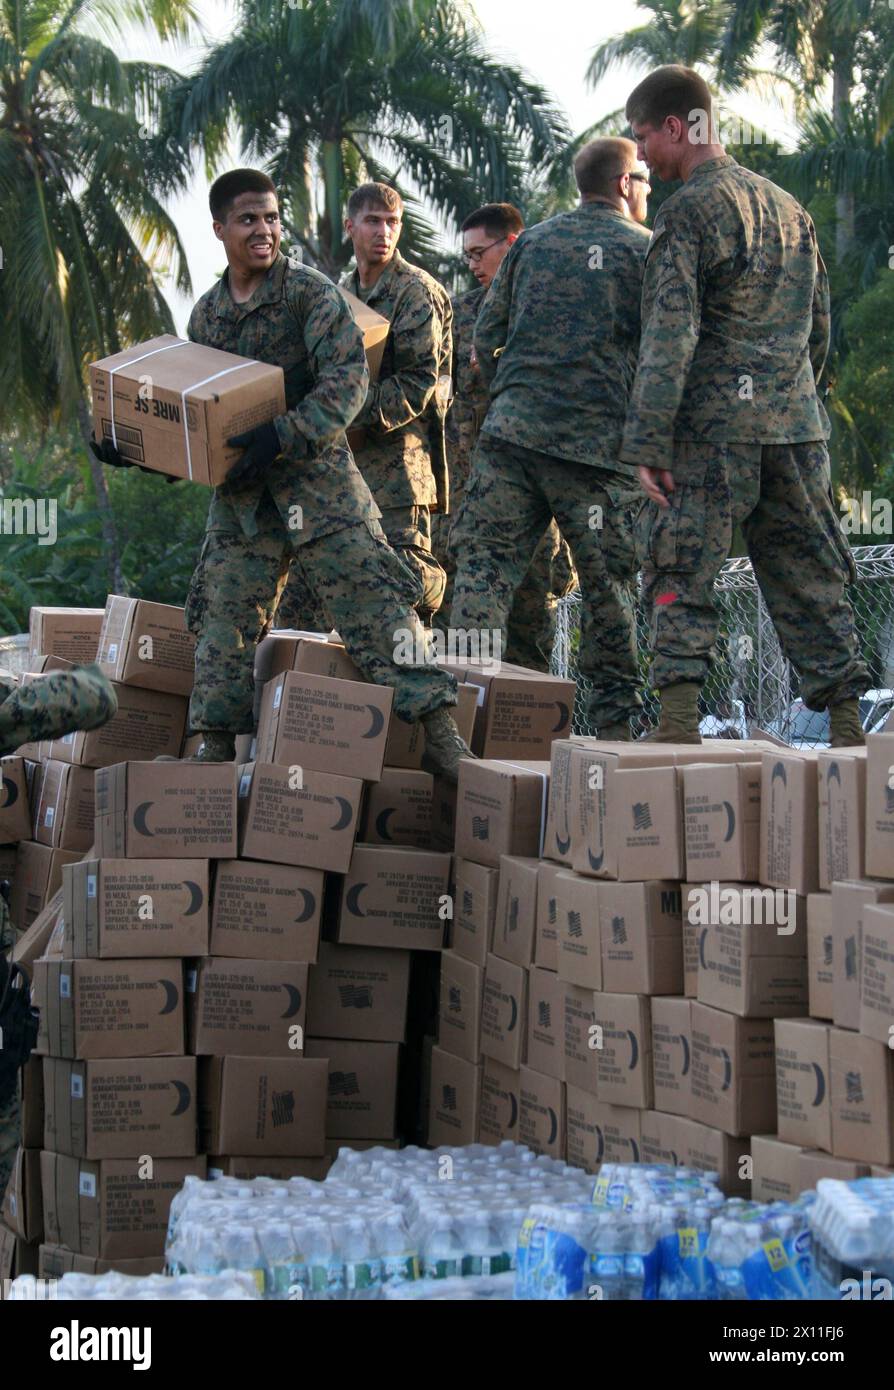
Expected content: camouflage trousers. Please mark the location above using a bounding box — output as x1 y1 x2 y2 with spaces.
0 665 117 756
432 511 577 672
449 437 642 727
186 490 457 732
637 440 868 707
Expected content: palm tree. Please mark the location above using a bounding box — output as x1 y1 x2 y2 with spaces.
587 0 730 88
0 0 196 590
165 0 570 278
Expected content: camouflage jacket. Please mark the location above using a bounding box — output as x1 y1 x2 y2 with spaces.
619 155 832 471
188 252 379 543
341 250 453 511
445 285 487 494
474 204 650 474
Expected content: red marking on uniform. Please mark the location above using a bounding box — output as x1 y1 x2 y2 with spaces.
655 592 678 606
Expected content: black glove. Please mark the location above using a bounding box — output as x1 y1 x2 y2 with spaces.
89 432 131 469
224 421 282 490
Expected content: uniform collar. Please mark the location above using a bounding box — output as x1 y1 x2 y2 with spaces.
687 154 737 183
349 248 405 305
214 252 289 320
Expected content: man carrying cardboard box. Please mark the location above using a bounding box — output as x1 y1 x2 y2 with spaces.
96 169 473 780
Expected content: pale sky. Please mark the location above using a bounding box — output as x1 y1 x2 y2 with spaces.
126 0 799 332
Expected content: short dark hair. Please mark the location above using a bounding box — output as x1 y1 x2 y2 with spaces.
460 202 524 239
625 65 714 131
574 138 637 196
209 169 277 222
346 183 403 220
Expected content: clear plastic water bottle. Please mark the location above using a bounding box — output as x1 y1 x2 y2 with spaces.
375 1211 419 1287
303 1219 343 1301
341 1217 381 1300
220 1224 266 1296
588 1211 625 1301
623 1211 657 1300
423 1214 464 1280
257 1222 301 1301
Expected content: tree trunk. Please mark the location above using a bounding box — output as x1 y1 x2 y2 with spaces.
76 397 124 595
321 138 344 270
832 53 855 263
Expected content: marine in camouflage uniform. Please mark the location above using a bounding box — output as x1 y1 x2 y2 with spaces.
0 664 117 1200
449 198 651 730
277 248 452 628
618 152 868 713
185 250 457 734
433 284 577 672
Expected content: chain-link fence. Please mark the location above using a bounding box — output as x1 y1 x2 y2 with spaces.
552 543 894 747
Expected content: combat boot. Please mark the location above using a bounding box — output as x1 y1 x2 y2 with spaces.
156 731 236 763
641 683 702 744
599 722 632 742
420 707 476 784
829 698 865 748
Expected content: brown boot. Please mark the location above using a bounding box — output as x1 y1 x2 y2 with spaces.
829 698 865 748
641 683 702 744
155 731 236 763
420 707 476 784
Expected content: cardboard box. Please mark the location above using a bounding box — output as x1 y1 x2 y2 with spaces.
28 607 104 664
860 904 894 1045
600 880 683 995
564 1085 603 1172
829 1027 894 1165
90 334 286 486
454 760 550 869
256 670 393 782
480 952 527 1069
449 668 574 760
478 1059 519 1145
563 983 599 1096
534 861 563 971
651 996 692 1117
64 858 210 958
689 1002 776 1137
0 1224 38 1287
8 842 79 931
255 633 362 686
638 1109 670 1166
339 285 390 380
383 683 477 772
10 888 63 979
590 1097 644 1169
32 761 94 853
592 991 653 1109
662 1114 751 1197
774 1018 831 1152
817 748 866 888
428 1046 480 1147
807 893 834 1020
1 1149 42 1243
208 1154 332 1181
40 1151 206 1259
304 1039 400 1139
210 859 322 962
681 885 699 997
543 738 588 867
43 1055 198 1159
751 1134 803 1202
39 1247 164 1278
437 951 482 1063
451 858 499 966
188 957 308 1057
20 1059 44 1149
0 757 31 842
237 762 361 874
613 764 685 881
430 776 457 852
34 957 184 1059
798 1150 870 1187
526 966 565 1080
831 879 894 1030
554 869 602 990
359 768 433 848
683 761 761 882
43 683 187 768
96 596 194 696
0 842 18 882
333 844 450 951
493 855 539 967
200 1055 327 1155
865 734 894 879
759 750 820 896
96 762 238 859
692 883 808 1018
518 1067 565 1159
307 942 409 1042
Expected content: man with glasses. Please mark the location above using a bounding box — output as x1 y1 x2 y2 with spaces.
450 139 652 738
433 204 577 672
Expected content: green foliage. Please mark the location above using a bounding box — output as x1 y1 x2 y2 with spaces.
834 269 894 501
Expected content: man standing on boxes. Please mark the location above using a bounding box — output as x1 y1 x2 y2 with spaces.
0 663 117 1200
433 202 577 672
95 169 473 781
449 140 652 738
277 182 453 629
619 67 868 745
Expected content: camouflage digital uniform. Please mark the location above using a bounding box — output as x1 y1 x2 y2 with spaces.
449 204 651 727
278 249 452 626
0 664 117 1199
433 285 577 671
619 155 867 708
186 252 456 732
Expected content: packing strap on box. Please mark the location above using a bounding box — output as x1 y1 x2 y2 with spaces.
108 340 261 481
503 761 549 857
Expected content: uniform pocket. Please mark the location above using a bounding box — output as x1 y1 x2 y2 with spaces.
643 443 731 574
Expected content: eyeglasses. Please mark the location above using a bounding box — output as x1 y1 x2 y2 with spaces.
462 237 507 265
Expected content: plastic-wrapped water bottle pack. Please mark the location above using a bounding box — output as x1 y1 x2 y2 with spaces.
7 1272 260 1300
808 1177 894 1299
